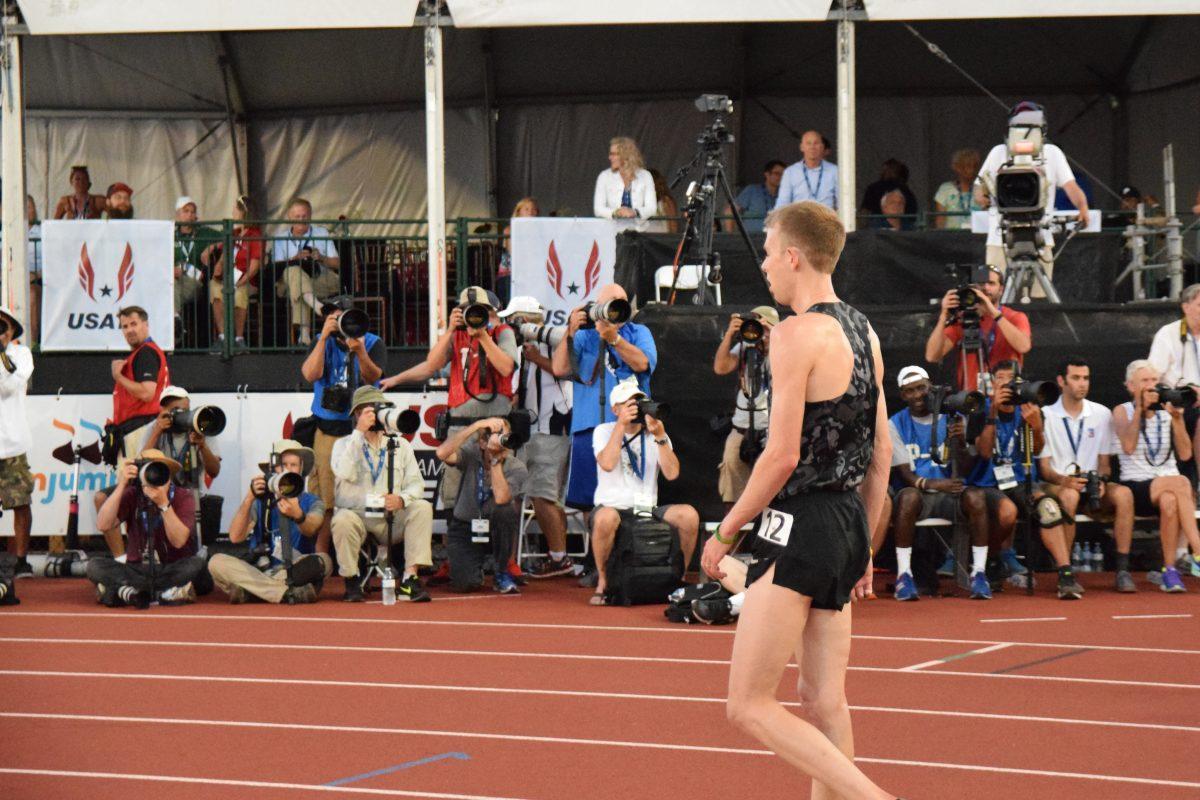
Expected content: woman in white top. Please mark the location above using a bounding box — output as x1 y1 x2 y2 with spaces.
593 136 656 222
1112 359 1200 591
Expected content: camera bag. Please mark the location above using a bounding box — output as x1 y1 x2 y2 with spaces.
604 512 683 606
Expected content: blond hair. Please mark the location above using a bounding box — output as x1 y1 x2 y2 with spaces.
610 136 644 180
511 197 539 217
951 148 981 171
764 201 847 274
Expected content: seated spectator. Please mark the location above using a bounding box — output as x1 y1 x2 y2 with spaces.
105 182 135 219
497 197 539 304
173 196 222 332
776 130 838 210
861 158 918 221
1112 360 1200 593
272 198 342 346
870 188 913 231
26 195 41 343
1103 185 1164 228
434 416 529 595
86 450 205 608
52 165 106 220
211 194 262 350
589 379 699 605
725 160 785 233
331 387 433 602
933 148 982 229
594 136 656 222
209 439 331 604
888 366 994 600
646 168 679 234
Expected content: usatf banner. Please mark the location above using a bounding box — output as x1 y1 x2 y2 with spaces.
510 217 617 325
40 220 175 351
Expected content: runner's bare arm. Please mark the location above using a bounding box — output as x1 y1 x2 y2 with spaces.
858 327 890 537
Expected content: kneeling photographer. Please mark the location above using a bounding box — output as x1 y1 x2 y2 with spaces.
712 306 778 510
86 450 205 608
589 379 698 605
966 361 1083 600
1037 358 1137 593
434 412 530 594
208 439 331 604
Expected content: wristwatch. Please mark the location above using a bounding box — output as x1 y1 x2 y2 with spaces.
157 502 170 513
983 418 996 426
655 437 669 446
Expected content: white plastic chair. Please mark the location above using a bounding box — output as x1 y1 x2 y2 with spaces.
517 494 591 560
654 265 722 304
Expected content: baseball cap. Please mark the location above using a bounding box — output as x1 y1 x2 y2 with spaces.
175 195 196 211
1119 186 1142 201
159 385 190 403
498 296 544 319
750 306 781 326
897 366 930 388
609 377 646 407
106 182 133 198
458 286 494 309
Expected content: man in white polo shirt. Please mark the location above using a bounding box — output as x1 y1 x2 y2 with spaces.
1037 356 1136 592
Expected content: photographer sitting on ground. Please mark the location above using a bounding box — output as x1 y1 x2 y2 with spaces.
435 415 529 594
1112 360 1200 593
331 387 432 602
208 439 331 604
1037 357 1137 593
589 379 698 605
712 306 777 511
86 450 205 608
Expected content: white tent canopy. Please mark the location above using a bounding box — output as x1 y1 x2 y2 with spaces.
863 0 1199 21
445 0 830 27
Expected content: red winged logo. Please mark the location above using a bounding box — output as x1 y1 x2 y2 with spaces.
545 241 564 299
583 241 601 296
545 239 602 300
77 243 96 301
115 244 135 301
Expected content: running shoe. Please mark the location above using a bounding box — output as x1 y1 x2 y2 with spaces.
1000 548 1028 576
1160 566 1187 593
527 556 575 579
343 579 365 602
970 572 993 600
506 557 528 586
226 585 248 604
159 582 197 606
1056 570 1084 600
0 578 18 606
894 572 919 601
1147 569 1163 587
936 553 955 577
426 561 451 585
117 584 151 609
1114 570 1137 593
691 597 735 625
284 583 319 604
1181 555 1200 579
12 558 32 578
398 575 431 603
494 571 520 595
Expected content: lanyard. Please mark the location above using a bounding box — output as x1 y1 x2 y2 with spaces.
73 197 89 220
1142 414 1165 463
362 443 385 484
476 462 492 509
622 431 646 481
1190 334 1199 383
995 416 1018 462
1061 415 1086 459
802 163 824 200
621 186 633 209
291 228 314 256
178 239 195 265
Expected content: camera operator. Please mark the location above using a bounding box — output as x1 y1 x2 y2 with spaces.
1147 283 1200 492
1037 358 1137 593
966 361 1082 600
1113 360 1200 593
712 306 778 510
96 305 171 557
300 295 385 554
0 306 34 578
86 450 204 608
974 102 1088 300
435 415 529 595
589 379 699 605
887 366 996 600
330 387 432 602
552 283 656 514
498 296 576 578
925 265 1030 392
209 439 331 604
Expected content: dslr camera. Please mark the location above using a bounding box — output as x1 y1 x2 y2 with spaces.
1150 384 1198 411
366 403 421 436
499 409 535 451
516 322 566 348
635 398 670 424
928 385 985 416
1075 469 1105 513
458 303 491 330
736 314 766 345
169 405 227 437
581 298 632 329
321 383 353 414
1005 375 1060 406
131 458 172 488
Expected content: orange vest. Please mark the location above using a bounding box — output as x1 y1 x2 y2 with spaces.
113 339 169 425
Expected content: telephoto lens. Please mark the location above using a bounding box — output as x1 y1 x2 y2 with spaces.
1151 384 1198 410
587 298 632 326
267 471 305 499
942 389 985 415
738 315 764 344
337 308 370 339
1010 377 1060 406
137 460 172 487
373 406 421 436
463 304 490 329
171 405 227 437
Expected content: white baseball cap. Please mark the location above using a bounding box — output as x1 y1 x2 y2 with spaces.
609 377 646 407
897 366 930 388
175 196 196 211
160 385 190 402
498 296 544 319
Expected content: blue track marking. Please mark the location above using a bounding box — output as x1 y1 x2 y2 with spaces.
325 752 471 787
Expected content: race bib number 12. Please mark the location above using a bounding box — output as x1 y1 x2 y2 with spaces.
756 508 794 548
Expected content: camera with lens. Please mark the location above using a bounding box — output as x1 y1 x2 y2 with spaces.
498 409 535 451
458 303 491 331
169 405 226 437
635 399 670 424
738 429 766 465
131 458 171 488
367 403 421 437
1076 469 1105 513
928 384 985 416
1150 383 1198 411
266 471 305 500
581 298 632 329
321 382 353 414
516 322 566 348
333 308 369 340
1005 375 1060 406
737 314 765 345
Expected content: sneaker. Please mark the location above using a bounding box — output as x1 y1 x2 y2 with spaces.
528 556 575 579
0 578 18 605
397 575 431 603
159 582 197 606
117 584 151 609
1147 569 1164 587
494 571 520 594
1057 570 1084 600
970 572 993 600
227 585 248 604
894 572 919 601
691 597 735 625
289 555 327 591
1000 548 1028 576
1180 555 1200 579
426 561 451 586
506 557 528 586
936 553 955 577
1006 572 1031 590
284 583 319 604
12 558 32 579
342 579 365 602
1115 570 1137 593
1160 567 1187 594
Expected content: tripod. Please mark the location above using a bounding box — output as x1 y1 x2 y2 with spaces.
360 434 399 593
257 490 297 586
1016 418 1037 596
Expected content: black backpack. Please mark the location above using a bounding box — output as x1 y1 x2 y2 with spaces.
604 512 684 606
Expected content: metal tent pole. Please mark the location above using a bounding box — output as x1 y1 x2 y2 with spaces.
836 11 856 233
1 14 27 322
424 2 448 346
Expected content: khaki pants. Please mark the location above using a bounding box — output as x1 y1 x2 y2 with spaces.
209 278 253 310
718 429 752 503
309 429 342 510
174 273 202 314
986 244 1055 300
331 501 434 578
208 552 333 604
283 266 340 327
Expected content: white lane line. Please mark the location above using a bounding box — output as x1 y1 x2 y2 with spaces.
979 617 1068 623
900 643 1013 672
5 669 1199 734
0 768 528 799
6 611 1200 655
3 719 1199 790
1112 614 1194 620
3 638 1198 690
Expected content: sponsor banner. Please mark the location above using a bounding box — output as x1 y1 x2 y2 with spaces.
0 391 448 537
40 220 176 351
510 217 617 325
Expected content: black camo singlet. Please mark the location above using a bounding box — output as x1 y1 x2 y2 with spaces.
776 302 878 498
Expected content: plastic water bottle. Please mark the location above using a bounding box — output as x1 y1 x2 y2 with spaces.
1091 543 1105 574
381 568 396 606
1071 542 1084 572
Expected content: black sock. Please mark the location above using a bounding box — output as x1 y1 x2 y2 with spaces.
1058 565 1073 578
1115 552 1130 572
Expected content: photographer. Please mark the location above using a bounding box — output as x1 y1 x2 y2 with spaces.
300 296 386 554
435 415 529 595
925 265 1031 392
887 366 995 600
209 439 331 604
499 296 576 578
271 197 341 346
86 450 204 608
589 379 699 605
137 387 221 488
552 283 656 513
0 306 34 578
1112 360 1200 593
966 361 1082 600
331 387 432 603
1147 283 1200 493
1038 358 1137 593
712 306 778 509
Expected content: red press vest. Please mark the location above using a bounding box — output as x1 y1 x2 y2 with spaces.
447 326 516 409
113 338 170 425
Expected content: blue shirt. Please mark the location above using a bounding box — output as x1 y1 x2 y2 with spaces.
733 183 777 233
570 322 657 433
310 332 382 421
966 405 1037 487
889 409 951 486
248 491 322 568
776 160 838 210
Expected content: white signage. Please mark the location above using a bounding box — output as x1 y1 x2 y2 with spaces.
510 217 617 325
